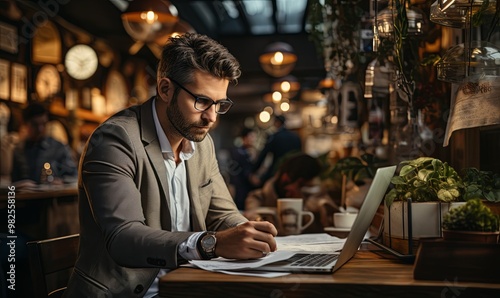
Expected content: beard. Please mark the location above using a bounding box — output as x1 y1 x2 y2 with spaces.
167 95 210 142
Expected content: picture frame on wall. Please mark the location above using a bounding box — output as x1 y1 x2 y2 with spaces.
11 63 27 104
0 22 18 54
0 59 9 100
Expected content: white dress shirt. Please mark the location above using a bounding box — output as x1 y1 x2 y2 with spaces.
145 99 204 298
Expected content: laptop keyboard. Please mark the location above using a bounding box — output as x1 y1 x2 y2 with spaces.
289 253 338 267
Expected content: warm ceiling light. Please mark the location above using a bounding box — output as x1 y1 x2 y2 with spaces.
376 2 424 38
122 0 179 55
272 75 300 93
259 110 272 123
280 101 290 112
272 91 282 103
259 42 297 77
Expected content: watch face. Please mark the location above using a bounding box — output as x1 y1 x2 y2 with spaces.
202 234 216 248
35 64 61 101
65 44 98 80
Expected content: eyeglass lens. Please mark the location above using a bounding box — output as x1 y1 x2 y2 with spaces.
169 77 233 114
195 97 232 114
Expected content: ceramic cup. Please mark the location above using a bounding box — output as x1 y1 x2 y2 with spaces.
277 198 315 235
333 212 358 229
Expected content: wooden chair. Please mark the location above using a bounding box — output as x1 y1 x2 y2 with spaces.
27 234 79 298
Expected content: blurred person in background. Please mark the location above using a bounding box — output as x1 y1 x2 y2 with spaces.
228 127 260 210
245 153 339 232
252 114 302 186
11 102 77 187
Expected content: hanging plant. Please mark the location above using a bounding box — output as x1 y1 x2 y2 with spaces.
307 0 367 80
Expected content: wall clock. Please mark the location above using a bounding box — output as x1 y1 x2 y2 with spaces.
64 44 98 80
104 70 129 115
35 64 61 101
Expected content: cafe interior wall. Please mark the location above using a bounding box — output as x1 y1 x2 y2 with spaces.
0 0 498 176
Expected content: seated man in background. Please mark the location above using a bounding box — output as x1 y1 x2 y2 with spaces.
245 153 339 232
11 102 77 186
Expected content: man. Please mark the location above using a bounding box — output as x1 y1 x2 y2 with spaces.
11 102 77 186
252 114 302 186
228 127 259 210
245 153 339 232
64 33 277 298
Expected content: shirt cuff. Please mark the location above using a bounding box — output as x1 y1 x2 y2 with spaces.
178 232 204 260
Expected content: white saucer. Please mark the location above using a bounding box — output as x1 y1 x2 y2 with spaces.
324 227 351 232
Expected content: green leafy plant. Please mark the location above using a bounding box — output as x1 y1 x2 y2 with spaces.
443 198 500 232
319 153 383 184
384 157 464 207
462 167 500 203
306 0 366 80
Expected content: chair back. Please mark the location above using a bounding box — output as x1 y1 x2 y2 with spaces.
27 234 79 298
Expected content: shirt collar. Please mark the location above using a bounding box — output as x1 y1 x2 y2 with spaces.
152 98 195 160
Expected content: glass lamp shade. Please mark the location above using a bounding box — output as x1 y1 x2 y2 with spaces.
430 0 496 28
437 41 500 83
122 0 179 43
259 42 297 78
364 58 395 98
154 20 196 46
376 4 424 38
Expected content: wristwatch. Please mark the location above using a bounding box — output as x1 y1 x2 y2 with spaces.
197 231 217 260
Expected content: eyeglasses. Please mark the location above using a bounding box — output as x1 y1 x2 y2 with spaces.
169 78 233 114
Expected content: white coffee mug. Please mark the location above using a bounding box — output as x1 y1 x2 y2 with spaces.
277 198 315 235
333 212 358 229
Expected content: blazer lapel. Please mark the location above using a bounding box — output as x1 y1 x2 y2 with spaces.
185 159 206 231
140 98 172 230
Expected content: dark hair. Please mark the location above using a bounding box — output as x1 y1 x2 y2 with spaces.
275 154 322 197
274 114 286 125
240 127 254 138
157 33 241 85
23 102 48 122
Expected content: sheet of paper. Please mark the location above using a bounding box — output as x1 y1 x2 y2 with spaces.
444 76 500 146
189 250 296 272
276 233 346 253
218 270 290 278
189 233 346 275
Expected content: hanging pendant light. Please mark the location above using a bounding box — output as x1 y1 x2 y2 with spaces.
122 0 179 55
259 42 297 78
376 1 424 39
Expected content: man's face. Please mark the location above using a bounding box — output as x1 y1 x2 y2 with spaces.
27 114 48 142
165 72 229 142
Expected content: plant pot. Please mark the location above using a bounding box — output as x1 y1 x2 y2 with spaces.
482 201 500 216
442 230 499 244
383 201 466 254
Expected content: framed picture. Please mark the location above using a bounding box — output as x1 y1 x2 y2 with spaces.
11 63 27 104
0 59 9 100
0 22 18 54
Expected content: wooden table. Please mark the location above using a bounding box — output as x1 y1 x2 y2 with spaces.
0 183 79 239
0 183 78 202
159 243 500 298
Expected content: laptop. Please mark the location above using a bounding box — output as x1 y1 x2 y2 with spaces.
255 165 397 273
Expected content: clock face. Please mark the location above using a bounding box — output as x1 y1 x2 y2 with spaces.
35 64 61 101
105 70 129 115
64 44 98 80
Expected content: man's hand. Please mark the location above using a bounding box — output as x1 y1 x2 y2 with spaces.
214 221 278 259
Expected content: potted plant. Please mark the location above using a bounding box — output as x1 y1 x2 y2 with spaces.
383 157 466 254
442 198 500 243
462 167 500 215
319 153 383 208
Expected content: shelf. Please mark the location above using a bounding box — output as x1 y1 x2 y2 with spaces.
50 102 107 123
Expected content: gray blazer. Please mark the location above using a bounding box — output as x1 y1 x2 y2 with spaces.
64 98 246 297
